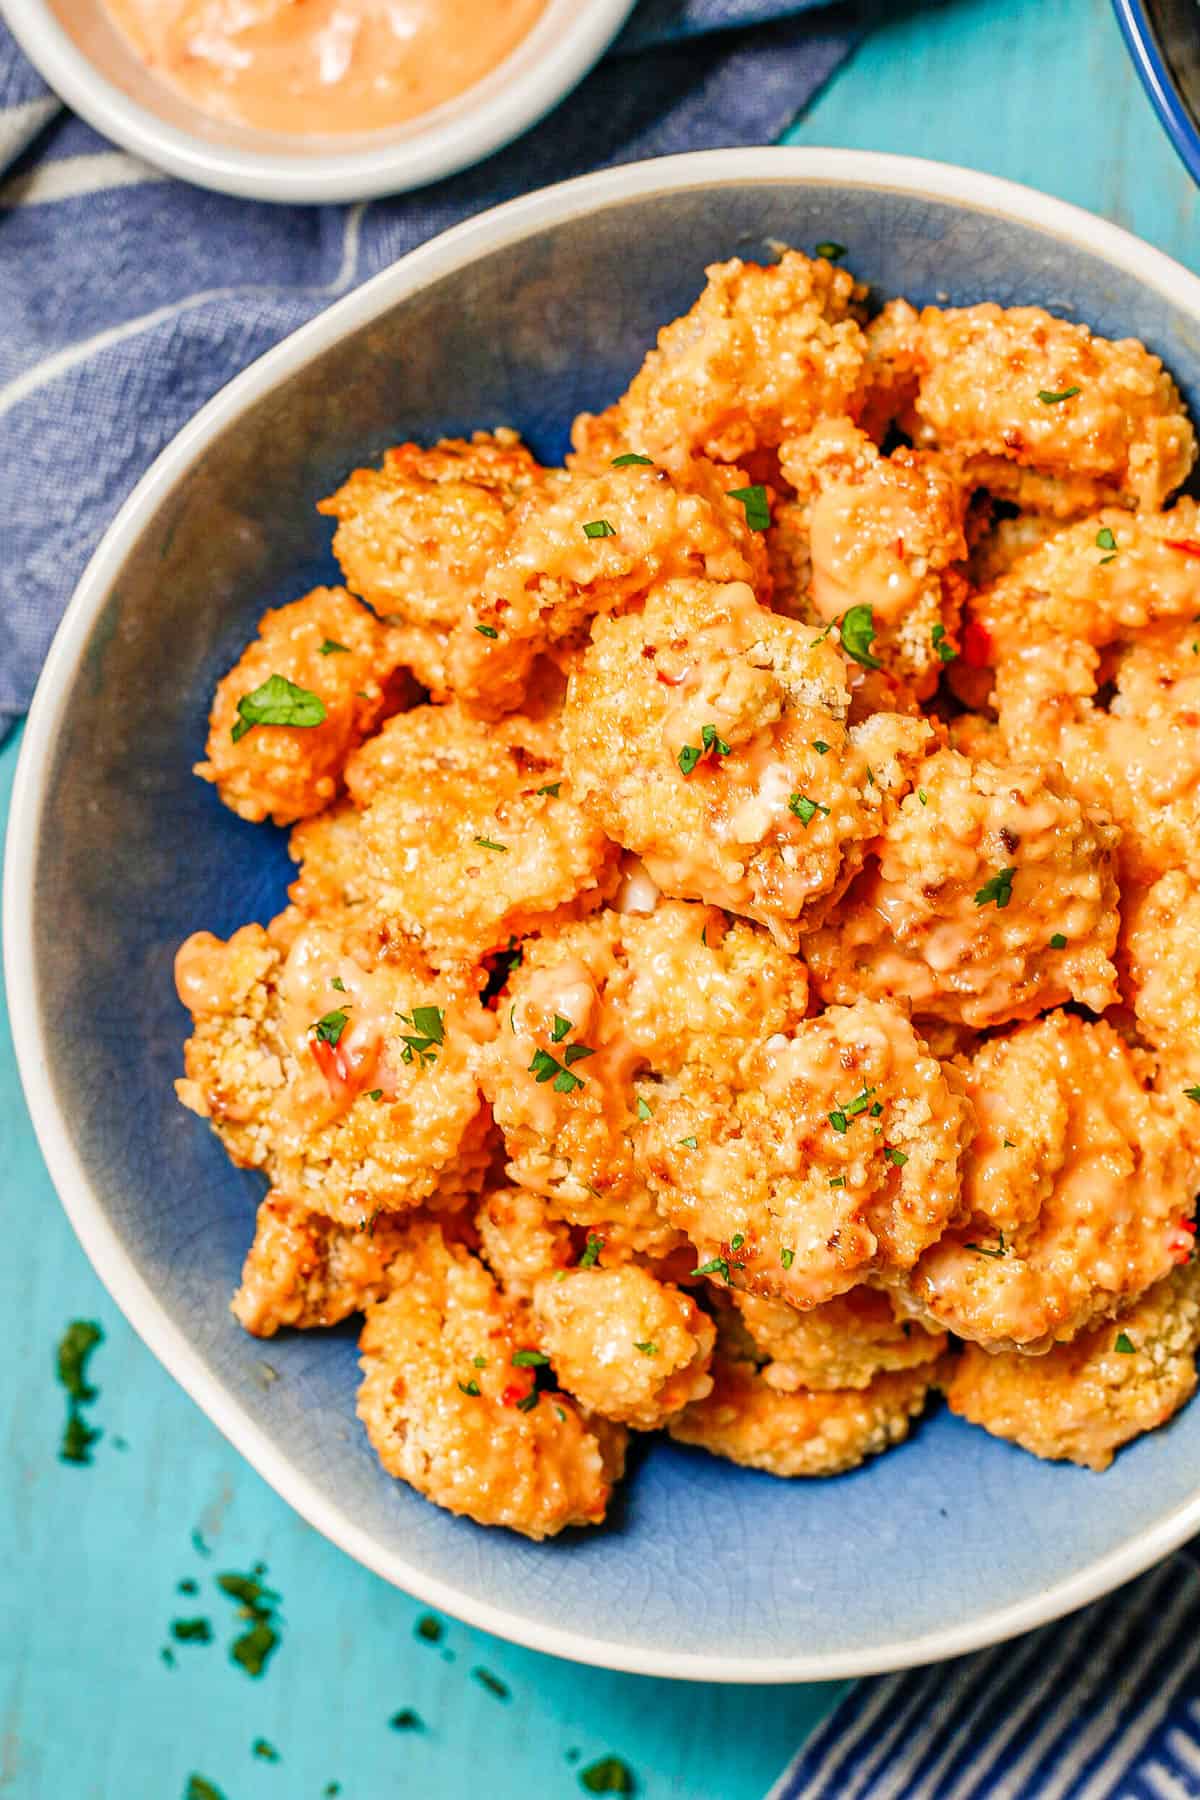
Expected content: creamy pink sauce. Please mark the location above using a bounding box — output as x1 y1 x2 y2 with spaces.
100 0 550 136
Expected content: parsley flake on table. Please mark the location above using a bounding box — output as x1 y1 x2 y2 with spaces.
312 1008 349 1047
611 452 653 467
789 792 830 827
974 867 1015 910
692 1257 730 1282
580 1753 638 1794
252 1738 281 1761
473 1666 511 1699
390 1709 424 1731
931 623 957 663
171 1617 213 1643
215 1566 282 1679
230 673 326 743
839 603 881 669
185 1778 226 1800
56 1318 104 1465
1037 385 1081 404
1115 1332 1137 1354
728 483 770 530
415 1614 443 1643
580 1234 605 1268
583 518 617 539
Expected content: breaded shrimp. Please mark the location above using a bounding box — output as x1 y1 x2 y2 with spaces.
561 577 933 948
1122 870 1200 1085
318 430 544 694
803 747 1121 1028
668 1354 941 1477
640 1000 974 1309
947 1261 1200 1470
479 899 807 1247
475 1186 573 1301
195 587 409 826
357 1221 626 1537
232 1191 410 1336
175 915 493 1224
775 418 970 696
732 1288 947 1393
893 1012 1199 1350
341 700 618 968
863 299 1195 513
532 1264 716 1430
570 252 868 471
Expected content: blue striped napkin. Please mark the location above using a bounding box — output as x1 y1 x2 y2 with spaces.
0 0 861 738
773 1551 1200 1800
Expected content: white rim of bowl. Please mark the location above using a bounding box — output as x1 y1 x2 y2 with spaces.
9 147 1200 1682
0 0 637 202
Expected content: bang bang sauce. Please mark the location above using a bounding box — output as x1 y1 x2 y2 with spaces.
100 0 552 136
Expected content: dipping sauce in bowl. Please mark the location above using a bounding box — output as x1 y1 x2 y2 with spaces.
98 0 551 134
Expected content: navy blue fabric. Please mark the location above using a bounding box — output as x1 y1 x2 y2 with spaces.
0 2 861 732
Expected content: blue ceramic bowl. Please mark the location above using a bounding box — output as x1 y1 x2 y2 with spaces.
9 149 1200 1681
1114 0 1200 187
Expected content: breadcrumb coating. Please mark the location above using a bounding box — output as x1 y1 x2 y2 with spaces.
804 747 1121 1028
532 1265 716 1429
947 1261 1200 1470
1122 870 1200 1083
562 577 933 947
668 1354 942 1477
864 299 1195 512
571 252 868 470
357 1221 626 1537
318 430 544 694
475 1186 574 1300
233 1190 410 1336
175 915 493 1223
895 1012 1199 1350
195 587 409 826
733 1288 947 1392
337 699 619 967
641 1000 974 1308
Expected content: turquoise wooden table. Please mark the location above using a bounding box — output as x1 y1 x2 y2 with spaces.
3 3 1198 1795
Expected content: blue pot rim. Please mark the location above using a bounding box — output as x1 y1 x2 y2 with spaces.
1112 0 1200 187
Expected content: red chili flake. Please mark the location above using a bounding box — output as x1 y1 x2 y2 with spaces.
311 1033 353 1089
1164 540 1200 559
501 1382 533 1408
1167 1221 1197 1263
963 621 994 668
656 668 685 686
895 535 905 559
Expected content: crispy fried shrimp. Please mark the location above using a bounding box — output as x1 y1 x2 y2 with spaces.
287 801 375 918
667 1353 942 1477
862 299 1195 513
775 417 969 696
894 1012 1198 1350
357 1221 626 1537
947 1261 1200 1470
318 430 544 694
1122 870 1200 1085
232 1191 411 1336
531 1264 716 1429
448 458 772 715
803 748 1120 1028
967 511 1061 586
561 577 933 947
340 700 617 967
479 900 808 1246
641 1000 974 1308
732 1288 947 1392
570 252 868 471
475 1186 573 1300
175 915 493 1224
195 587 409 826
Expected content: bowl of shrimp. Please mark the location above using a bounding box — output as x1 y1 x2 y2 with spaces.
9 148 1200 1681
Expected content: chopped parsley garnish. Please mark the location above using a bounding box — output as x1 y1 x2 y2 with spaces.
515 1389 539 1412
252 1739 281 1761
678 1135 698 1150
813 740 830 754
512 1349 550 1367
918 788 928 806
185 1778 226 1800
829 1111 848 1134
475 624 499 638
780 1248 795 1269
552 1014 573 1043
728 484 770 531
563 1045 594 1065
367 1088 384 1102
231 674 327 743
829 1086 876 1134
330 975 346 992
815 241 846 261
317 639 349 656
839 603 881 669
884 1147 909 1167
312 1008 349 1047
679 725 731 775
634 1342 658 1356
789 792 830 828
415 1614 443 1643
474 836 508 852
472 1667 511 1700
1037 385 1081 404
1184 1087 1200 1103
1049 932 1067 950
473 1355 487 1368
692 1257 730 1282
171 1617 213 1643
390 1709 424 1731
216 1566 281 1679
701 723 731 756
529 1047 587 1094
458 1379 481 1397
966 1233 1007 1259
580 1754 637 1794
636 1096 654 1122
1096 527 1117 554
829 1175 846 1188
678 743 702 776
583 519 617 539
580 1234 605 1268
537 781 562 797
974 867 1015 910
398 1004 445 1066
931 623 957 664
611 453 653 467
1115 1331 1137 1354
56 1318 103 1465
